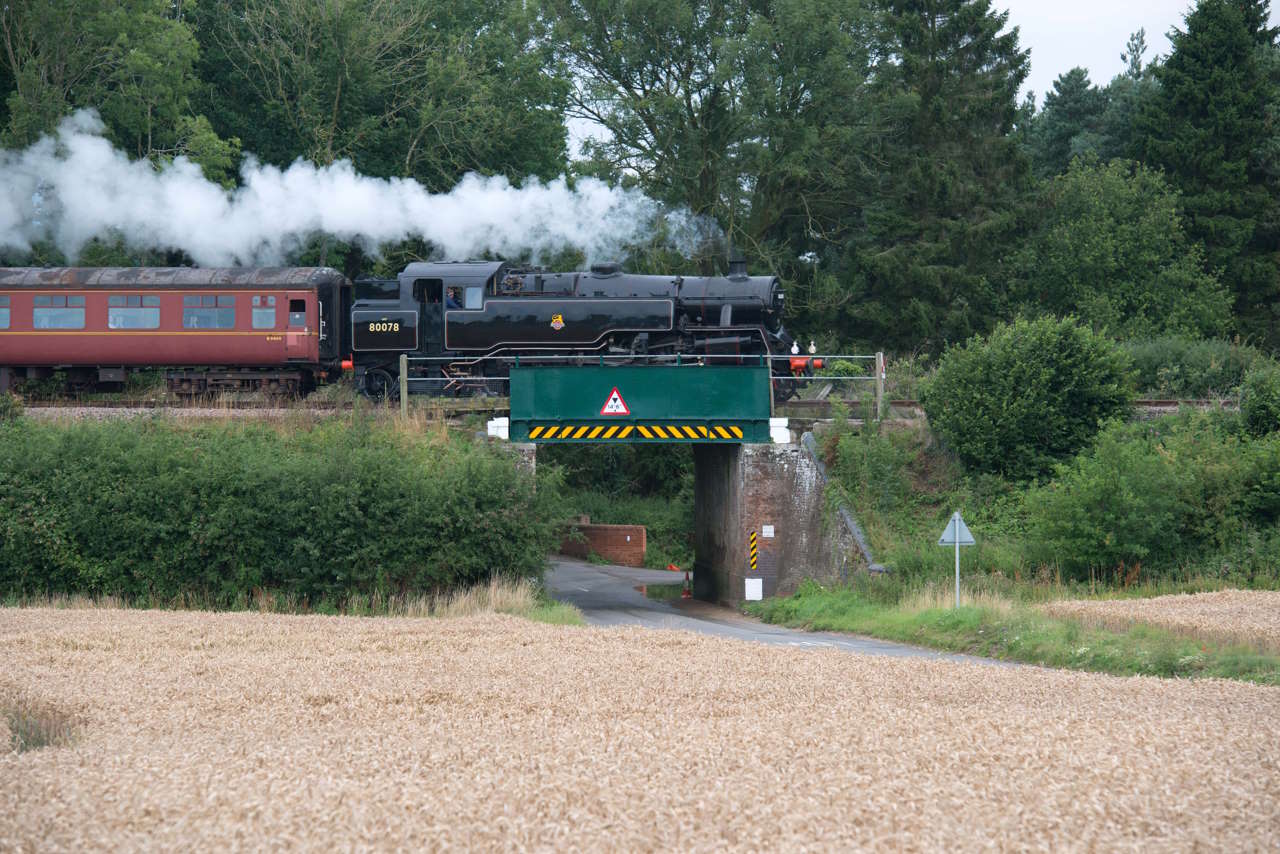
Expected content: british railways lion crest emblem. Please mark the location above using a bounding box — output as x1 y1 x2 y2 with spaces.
550 313 565 330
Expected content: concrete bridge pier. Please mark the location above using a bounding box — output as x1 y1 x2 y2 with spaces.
693 441 869 605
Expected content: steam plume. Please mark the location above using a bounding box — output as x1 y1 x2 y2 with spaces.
0 110 712 266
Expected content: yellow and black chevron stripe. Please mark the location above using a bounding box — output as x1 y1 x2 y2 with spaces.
749 531 758 572
527 423 745 441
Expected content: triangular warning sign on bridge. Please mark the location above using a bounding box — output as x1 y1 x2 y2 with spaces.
600 387 630 416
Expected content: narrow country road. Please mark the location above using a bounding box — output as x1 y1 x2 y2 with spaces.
546 556 1003 665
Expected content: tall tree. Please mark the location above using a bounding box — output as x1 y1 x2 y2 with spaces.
0 0 238 181
193 0 568 188
1008 157 1231 339
542 0 879 274
1136 0 1280 343
837 0 1031 349
1096 29 1159 163
1028 67 1108 177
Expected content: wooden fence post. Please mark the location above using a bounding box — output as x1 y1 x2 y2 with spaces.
399 353 408 419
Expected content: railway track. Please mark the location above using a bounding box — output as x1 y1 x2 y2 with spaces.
23 396 1236 418
23 396 512 414
777 398 1237 418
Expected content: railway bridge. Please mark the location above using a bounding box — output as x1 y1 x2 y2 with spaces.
477 359 883 604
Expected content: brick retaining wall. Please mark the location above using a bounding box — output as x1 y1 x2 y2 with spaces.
560 522 647 567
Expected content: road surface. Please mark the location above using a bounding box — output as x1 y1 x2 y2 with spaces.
547 556 1003 664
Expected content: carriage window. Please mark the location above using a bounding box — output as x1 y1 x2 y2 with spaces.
107 294 160 329
252 295 276 329
183 294 235 329
0 295 7 329
288 299 306 327
464 286 483 310
33 294 84 329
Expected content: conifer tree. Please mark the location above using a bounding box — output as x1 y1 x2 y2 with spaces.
1137 0 1280 343
1029 67 1108 177
845 0 1031 349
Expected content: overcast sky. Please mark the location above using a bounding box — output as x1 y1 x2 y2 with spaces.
1008 0 1280 106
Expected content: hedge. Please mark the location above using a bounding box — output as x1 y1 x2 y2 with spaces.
0 417 559 601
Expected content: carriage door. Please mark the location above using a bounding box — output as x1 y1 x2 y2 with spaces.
285 292 310 359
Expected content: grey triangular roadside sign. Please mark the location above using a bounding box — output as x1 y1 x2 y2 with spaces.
938 512 975 546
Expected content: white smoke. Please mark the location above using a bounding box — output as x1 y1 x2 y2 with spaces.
0 110 716 266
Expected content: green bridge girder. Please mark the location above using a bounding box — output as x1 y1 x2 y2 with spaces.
509 365 773 443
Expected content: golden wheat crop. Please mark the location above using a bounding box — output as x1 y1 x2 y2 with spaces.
1043 589 1280 652
2 607 1278 851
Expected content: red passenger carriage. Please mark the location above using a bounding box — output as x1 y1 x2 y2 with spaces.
0 267 348 394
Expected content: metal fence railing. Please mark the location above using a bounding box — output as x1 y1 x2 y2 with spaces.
394 351 887 419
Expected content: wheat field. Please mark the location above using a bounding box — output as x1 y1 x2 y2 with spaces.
1043 589 1280 652
2 607 1278 851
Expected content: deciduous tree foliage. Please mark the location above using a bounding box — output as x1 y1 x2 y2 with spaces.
0 0 238 182
192 0 568 189
1009 158 1232 339
542 0 879 273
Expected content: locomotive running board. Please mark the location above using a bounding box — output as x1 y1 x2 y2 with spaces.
507 365 774 444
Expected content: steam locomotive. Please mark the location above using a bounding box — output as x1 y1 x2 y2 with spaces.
349 260 797 399
0 261 800 398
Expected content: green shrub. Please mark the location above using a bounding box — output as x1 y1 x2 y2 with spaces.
1026 414 1274 581
921 317 1134 480
1241 364 1280 437
0 418 559 600
1123 335 1270 398
0 392 21 422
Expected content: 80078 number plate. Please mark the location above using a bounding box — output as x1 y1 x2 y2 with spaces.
352 310 418 351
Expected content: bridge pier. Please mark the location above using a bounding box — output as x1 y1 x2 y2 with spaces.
693 441 867 605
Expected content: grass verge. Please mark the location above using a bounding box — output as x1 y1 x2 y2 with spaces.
4 577 583 626
747 582 1280 685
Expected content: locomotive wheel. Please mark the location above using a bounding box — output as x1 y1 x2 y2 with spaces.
363 369 398 402
773 378 800 403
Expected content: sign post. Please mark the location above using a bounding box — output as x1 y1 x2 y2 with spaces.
937 511 975 608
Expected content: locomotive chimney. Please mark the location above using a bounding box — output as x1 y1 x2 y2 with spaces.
728 252 747 280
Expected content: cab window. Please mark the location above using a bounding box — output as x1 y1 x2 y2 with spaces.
464 286 483 310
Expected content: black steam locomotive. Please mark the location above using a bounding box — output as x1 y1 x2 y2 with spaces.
348 260 798 399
